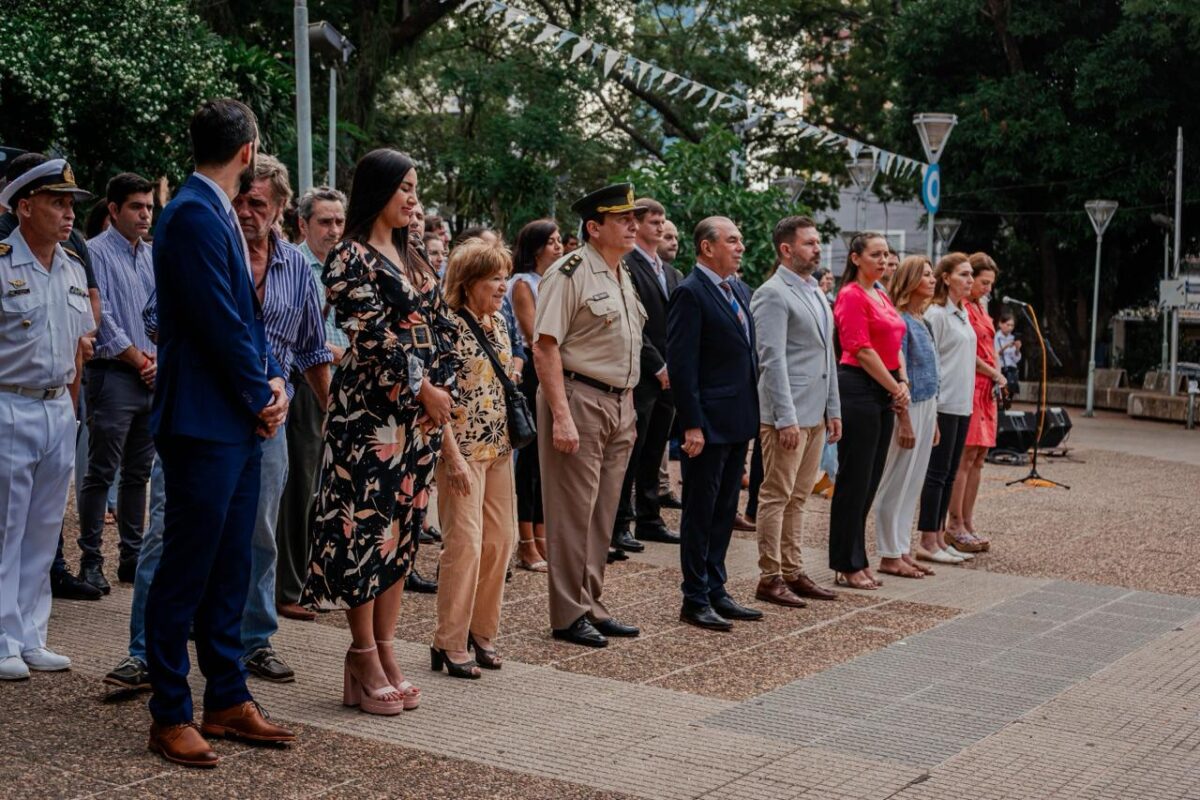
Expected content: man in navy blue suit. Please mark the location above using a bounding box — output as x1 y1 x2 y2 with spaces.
144 99 296 767
667 217 764 631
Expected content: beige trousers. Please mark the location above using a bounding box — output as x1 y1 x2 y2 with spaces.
538 380 636 630
433 455 517 651
756 423 826 578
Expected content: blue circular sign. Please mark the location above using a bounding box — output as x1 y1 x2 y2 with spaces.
922 163 941 215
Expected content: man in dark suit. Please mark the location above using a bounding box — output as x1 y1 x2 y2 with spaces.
611 198 682 555
145 98 295 768
667 217 763 631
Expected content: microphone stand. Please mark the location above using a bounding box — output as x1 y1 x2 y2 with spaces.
1007 302 1069 489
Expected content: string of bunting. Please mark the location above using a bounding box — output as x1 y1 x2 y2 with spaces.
446 0 927 179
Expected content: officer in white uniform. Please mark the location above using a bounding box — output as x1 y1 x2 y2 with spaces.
0 158 95 680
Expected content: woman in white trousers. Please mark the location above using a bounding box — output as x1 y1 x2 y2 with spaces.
874 257 940 578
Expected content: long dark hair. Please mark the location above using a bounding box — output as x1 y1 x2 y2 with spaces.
512 218 559 274
839 231 889 290
344 148 428 282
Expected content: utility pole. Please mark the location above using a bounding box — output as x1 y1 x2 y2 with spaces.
1169 127 1183 396
294 0 314 192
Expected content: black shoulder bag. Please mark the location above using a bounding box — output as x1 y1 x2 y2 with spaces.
456 310 537 450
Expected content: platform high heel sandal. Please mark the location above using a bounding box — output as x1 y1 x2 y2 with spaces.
343 645 406 716
430 646 481 679
375 640 420 710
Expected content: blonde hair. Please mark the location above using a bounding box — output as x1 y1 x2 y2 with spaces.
443 238 512 311
933 252 971 306
888 255 933 314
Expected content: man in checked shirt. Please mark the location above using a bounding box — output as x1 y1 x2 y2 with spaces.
232 154 332 683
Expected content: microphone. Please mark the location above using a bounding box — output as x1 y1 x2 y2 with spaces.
1002 295 1029 307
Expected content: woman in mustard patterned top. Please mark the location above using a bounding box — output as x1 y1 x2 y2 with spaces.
431 239 519 679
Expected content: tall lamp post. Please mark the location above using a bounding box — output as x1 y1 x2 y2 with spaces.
846 155 879 233
913 113 958 258
1151 212 1174 370
309 22 355 187
294 0 313 192
771 175 807 206
1084 199 1119 417
934 217 961 261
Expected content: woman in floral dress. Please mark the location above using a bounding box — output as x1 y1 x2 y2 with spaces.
301 149 458 716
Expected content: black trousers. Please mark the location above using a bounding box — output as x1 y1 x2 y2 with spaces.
828 366 895 572
918 412 970 533
679 440 748 607
515 364 543 525
744 435 763 518
78 362 155 567
275 376 324 605
613 380 675 539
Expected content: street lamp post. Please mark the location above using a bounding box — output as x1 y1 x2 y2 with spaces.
845 155 879 233
771 175 807 205
309 22 355 187
913 113 958 258
1084 199 1119 417
934 217 961 261
294 0 313 192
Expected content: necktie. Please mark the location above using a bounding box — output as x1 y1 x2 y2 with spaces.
653 258 668 296
720 280 749 339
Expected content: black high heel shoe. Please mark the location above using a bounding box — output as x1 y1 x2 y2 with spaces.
429 646 481 679
467 633 502 670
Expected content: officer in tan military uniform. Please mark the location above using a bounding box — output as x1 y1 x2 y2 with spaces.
532 183 646 647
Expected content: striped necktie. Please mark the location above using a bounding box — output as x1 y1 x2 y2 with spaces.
720 279 749 339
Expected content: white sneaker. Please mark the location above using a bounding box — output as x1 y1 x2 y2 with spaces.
929 548 965 564
22 647 71 672
0 655 31 680
944 545 975 561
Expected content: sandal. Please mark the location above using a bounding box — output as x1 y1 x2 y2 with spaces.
946 531 986 554
834 572 878 590
430 647 481 679
376 640 420 710
343 645 405 715
877 563 925 579
468 632 502 670
517 537 548 572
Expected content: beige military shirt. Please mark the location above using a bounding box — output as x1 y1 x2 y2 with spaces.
534 242 646 389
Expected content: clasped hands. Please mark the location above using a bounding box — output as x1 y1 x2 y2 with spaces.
257 377 289 438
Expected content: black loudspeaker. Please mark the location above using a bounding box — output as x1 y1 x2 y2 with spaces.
995 410 1036 453
1038 407 1072 449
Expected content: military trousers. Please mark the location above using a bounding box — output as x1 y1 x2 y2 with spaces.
537 377 636 630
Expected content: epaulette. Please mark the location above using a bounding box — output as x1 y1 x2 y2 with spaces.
559 252 583 277
62 246 84 263
0 243 10 257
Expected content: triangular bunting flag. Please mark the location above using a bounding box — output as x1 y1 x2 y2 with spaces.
685 82 703 99
602 47 621 77
533 23 560 44
569 37 592 62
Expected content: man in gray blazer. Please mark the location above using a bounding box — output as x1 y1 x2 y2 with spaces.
749 216 842 607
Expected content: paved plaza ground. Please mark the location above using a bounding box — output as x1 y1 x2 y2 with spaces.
3 408 1199 799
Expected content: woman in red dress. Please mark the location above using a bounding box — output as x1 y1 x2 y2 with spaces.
946 252 1006 554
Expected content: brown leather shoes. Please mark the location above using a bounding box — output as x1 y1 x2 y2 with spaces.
148 722 219 768
755 576 807 608
732 514 757 532
786 573 838 601
201 701 297 744
277 602 317 621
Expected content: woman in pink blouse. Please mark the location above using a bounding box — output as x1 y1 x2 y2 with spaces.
829 234 910 589
431 239 520 679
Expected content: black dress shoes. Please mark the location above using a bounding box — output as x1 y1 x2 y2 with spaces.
419 525 442 544
712 596 764 621
551 616 608 648
612 530 645 553
405 569 438 594
591 617 640 637
657 491 683 509
606 547 629 564
117 558 138 584
50 569 102 601
680 605 733 632
244 647 296 683
636 525 681 545
79 563 111 595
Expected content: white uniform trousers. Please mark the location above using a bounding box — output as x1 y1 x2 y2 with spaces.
0 393 75 657
873 398 937 559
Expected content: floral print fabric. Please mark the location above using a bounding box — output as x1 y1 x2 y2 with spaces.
301 240 459 610
449 309 515 462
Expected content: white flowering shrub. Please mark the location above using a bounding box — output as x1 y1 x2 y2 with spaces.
0 0 235 190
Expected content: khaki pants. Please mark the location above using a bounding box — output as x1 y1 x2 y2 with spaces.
433 455 516 651
538 380 636 630
756 423 826 579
